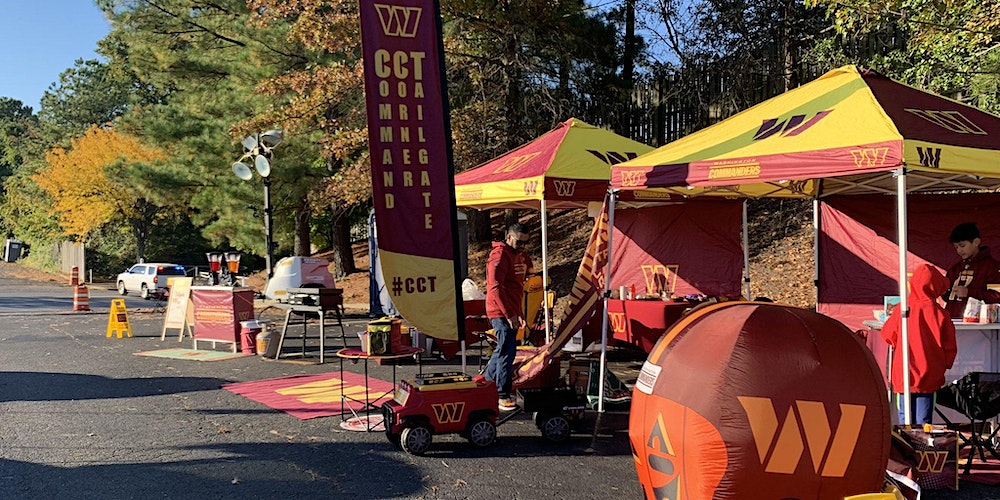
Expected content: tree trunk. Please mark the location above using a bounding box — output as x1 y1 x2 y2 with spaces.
467 209 492 244
134 225 146 263
503 209 519 231
330 209 357 277
293 200 311 256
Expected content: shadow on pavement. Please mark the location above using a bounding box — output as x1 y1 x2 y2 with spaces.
0 442 423 499
0 371 228 402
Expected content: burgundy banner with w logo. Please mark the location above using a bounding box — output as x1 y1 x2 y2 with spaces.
359 0 464 341
514 199 610 384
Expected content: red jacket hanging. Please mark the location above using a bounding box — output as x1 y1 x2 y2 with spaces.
882 263 957 393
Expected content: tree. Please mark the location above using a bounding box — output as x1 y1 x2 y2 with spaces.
808 0 1000 111
37 59 140 138
443 1 628 242
34 126 166 261
0 98 36 182
0 99 59 255
98 0 327 269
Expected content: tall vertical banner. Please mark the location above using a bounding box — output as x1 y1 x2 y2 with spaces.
360 0 464 341
515 200 609 384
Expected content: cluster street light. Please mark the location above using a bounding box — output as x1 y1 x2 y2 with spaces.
232 129 282 278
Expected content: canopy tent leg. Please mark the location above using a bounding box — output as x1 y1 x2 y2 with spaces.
541 199 552 343
896 167 912 425
742 200 751 300
813 199 820 308
599 191 617 413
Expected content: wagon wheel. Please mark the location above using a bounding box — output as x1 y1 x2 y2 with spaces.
538 414 571 443
400 425 433 455
466 417 497 448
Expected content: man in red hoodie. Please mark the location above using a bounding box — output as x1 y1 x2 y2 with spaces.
944 222 1000 318
882 263 957 425
485 223 529 411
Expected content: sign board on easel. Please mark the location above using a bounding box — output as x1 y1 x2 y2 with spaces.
161 277 193 341
106 299 133 338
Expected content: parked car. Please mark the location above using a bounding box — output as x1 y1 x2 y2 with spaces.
116 263 186 299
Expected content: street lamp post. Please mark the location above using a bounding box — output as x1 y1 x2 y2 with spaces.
232 129 282 278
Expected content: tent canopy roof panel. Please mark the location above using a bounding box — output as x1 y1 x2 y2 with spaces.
611 65 1000 198
456 118 653 209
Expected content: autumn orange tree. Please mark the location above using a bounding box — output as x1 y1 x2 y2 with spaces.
35 125 166 260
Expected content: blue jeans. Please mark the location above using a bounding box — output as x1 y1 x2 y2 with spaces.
895 392 935 425
485 317 517 398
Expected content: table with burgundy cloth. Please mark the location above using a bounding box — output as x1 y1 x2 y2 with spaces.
583 299 691 353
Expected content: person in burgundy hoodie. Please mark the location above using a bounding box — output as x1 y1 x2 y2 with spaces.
944 222 1000 318
485 223 529 411
882 263 957 425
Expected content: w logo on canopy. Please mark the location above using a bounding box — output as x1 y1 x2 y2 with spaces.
374 4 421 38
586 150 640 165
552 180 576 197
620 170 644 187
905 109 987 135
754 111 832 140
739 396 866 477
850 147 890 168
524 181 539 195
917 147 942 168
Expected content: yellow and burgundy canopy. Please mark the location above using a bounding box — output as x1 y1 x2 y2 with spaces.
456 118 653 209
612 65 1000 197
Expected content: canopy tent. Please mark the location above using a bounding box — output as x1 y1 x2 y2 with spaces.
607 65 1000 420
456 118 652 341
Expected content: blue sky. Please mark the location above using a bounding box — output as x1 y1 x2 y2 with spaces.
0 2 111 112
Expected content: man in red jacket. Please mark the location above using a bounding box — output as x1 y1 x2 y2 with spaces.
944 222 1000 318
882 263 957 425
485 223 529 411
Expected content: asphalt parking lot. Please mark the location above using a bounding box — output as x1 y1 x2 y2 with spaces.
0 272 638 499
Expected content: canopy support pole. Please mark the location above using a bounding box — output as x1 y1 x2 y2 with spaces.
896 167 912 425
541 198 552 343
460 340 466 373
742 200 751 300
598 191 617 413
813 199 820 307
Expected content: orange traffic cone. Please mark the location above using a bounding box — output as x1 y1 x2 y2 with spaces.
73 285 90 311
70 266 79 286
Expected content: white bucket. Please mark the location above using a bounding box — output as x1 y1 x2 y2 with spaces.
256 328 280 358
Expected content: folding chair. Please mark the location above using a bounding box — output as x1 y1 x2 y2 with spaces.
523 289 555 346
935 371 1000 474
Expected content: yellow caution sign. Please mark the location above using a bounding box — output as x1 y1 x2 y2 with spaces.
106 299 133 338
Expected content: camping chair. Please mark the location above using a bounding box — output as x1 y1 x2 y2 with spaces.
935 371 1000 474
523 288 555 346
481 285 554 352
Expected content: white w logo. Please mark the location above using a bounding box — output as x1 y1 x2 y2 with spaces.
374 4 421 38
